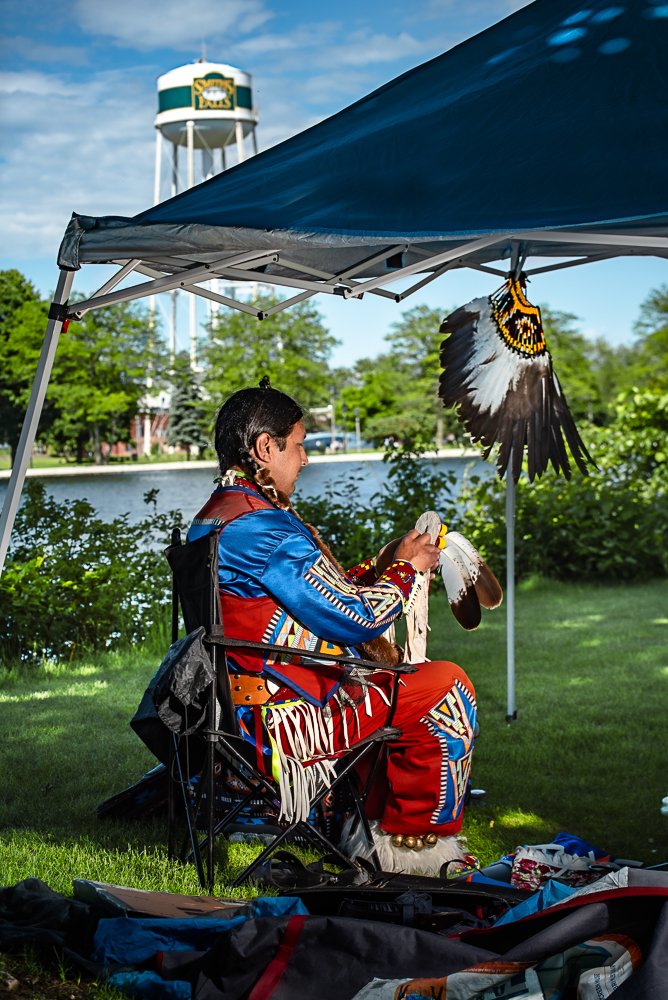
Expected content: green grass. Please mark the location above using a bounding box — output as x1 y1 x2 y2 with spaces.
0 452 72 471
0 579 667 995
419 576 668 865
0 450 205 471
2 577 666 890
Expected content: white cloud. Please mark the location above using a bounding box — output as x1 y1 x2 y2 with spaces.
0 69 158 258
317 30 432 68
298 69 379 109
0 2 494 259
420 0 530 21
233 21 340 58
72 0 273 51
0 70 79 98
233 22 435 72
0 35 91 67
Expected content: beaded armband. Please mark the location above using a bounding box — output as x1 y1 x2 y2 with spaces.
347 557 378 585
378 559 418 610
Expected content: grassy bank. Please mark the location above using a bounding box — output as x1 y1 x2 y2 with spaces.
432 576 668 863
1 578 667 994
2 576 666 888
0 449 203 472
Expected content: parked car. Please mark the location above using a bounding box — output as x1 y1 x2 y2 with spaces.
303 433 344 454
303 433 372 454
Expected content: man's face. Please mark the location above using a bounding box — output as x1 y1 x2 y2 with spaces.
263 419 308 496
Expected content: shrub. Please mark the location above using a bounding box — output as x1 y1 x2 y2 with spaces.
295 447 459 567
0 482 184 666
457 389 668 581
4 387 664 668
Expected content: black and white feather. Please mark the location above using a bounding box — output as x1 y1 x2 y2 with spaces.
439 277 596 482
415 511 502 632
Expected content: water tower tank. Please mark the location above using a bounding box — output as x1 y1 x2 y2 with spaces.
150 59 261 387
155 60 258 149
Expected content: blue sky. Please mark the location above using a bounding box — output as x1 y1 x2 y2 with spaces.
1 0 665 366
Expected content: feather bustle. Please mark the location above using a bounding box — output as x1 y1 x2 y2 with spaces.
438 281 597 482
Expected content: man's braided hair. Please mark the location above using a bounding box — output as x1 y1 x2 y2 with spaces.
214 378 400 664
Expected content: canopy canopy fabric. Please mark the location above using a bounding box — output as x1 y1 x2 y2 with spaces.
59 0 668 298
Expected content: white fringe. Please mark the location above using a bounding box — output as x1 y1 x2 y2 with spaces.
264 677 393 826
265 701 338 824
340 817 466 877
404 572 431 664
348 668 392 716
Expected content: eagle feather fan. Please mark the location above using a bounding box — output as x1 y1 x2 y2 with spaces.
439 278 596 482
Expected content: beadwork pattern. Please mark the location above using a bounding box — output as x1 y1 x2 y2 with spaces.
490 277 546 357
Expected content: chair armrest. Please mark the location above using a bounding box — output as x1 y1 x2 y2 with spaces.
208 632 417 674
353 726 401 746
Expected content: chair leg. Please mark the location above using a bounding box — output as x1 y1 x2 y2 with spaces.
230 816 358 888
178 732 396 889
346 781 382 870
167 737 176 861
171 735 207 888
349 740 389 868
230 741 382 886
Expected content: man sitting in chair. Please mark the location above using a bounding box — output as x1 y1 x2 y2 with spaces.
187 378 477 875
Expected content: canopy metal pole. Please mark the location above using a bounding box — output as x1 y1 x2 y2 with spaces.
0 268 75 576
505 473 517 722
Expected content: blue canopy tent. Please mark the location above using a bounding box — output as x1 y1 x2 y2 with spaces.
2 0 667 714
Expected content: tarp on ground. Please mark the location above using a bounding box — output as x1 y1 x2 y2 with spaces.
3 872 667 998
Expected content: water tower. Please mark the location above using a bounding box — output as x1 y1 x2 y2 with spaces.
139 60 259 457
153 60 259 360
155 60 258 190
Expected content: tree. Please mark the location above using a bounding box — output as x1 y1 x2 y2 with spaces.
457 385 668 583
588 337 634 419
0 271 50 463
338 352 412 445
540 289 668 423
338 305 461 447
0 272 167 465
46 300 167 463
202 296 338 414
166 353 211 458
626 285 668 391
540 306 604 424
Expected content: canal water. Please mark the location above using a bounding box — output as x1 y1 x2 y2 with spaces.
1 456 490 528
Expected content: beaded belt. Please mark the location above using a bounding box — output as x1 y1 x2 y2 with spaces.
230 672 271 706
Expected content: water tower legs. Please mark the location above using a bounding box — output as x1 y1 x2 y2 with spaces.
171 143 179 198
186 120 195 188
202 147 214 180
153 130 162 206
235 120 245 163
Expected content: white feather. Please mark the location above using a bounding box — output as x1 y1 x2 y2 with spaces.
465 309 541 417
445 531 483 583
439 545 469 604
440 545 481 629
447 531 503 610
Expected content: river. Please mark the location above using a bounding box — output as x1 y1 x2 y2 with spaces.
1 454 490 527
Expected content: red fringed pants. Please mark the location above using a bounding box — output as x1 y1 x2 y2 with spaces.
270 660 477 836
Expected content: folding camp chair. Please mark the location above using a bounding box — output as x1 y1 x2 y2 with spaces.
164 527 414 891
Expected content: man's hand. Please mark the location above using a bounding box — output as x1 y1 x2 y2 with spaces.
394 529 441 574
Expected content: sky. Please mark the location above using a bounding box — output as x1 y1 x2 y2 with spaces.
1 0 666 367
